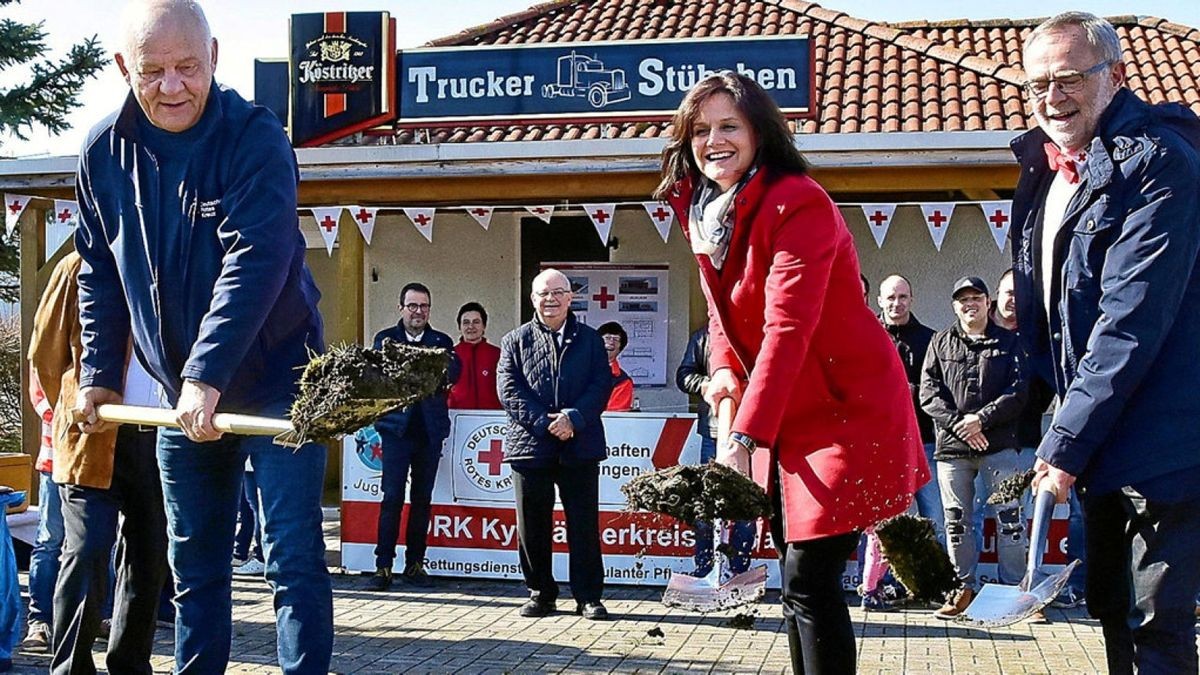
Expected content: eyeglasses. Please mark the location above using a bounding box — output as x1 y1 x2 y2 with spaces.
1023 61 1113 98
533 288 571 300
403 303 431 312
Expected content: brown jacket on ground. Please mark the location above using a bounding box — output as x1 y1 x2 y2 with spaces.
28 251 119 489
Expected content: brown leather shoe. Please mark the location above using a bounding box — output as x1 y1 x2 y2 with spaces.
934 587 974 620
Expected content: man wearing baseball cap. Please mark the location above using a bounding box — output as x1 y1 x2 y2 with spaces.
920 276 1030 618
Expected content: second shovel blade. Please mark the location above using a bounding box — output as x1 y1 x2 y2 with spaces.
662 565 768 613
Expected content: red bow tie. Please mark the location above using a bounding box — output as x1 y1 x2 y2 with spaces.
1044 142 1082 184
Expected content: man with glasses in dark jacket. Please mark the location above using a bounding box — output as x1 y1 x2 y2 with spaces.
498 269 613 621
1012 13 1200 671
921 276 1029 619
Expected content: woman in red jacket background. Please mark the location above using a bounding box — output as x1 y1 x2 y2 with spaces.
655 72 929 673
447 302 502 410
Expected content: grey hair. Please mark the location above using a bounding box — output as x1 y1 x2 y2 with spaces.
1025 12 1122 64
120 0 213 58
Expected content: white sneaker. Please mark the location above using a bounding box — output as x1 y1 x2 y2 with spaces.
233 559 266 576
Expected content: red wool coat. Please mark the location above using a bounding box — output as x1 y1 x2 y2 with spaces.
447 339 502 410
669 168 929 543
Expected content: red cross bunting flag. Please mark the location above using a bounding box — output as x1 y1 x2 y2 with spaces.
919 203 956 251
979 201 1014 252
403 207 436 243
582 203 617 246
48 199 80 255
464 205 494 230
310 207 343 256
524 205 555 224
859 204 897 249
4 193 33 236
642 202 674 243
350 206 378 245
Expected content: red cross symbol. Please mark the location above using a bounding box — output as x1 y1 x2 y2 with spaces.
869 210 889 227
320 215 337 232
58 209 73 223
530 207 548 215
7 200 21 215
471 208 490 217
592 286 615 309
355 209 372 223
591 208 610 224
988 209 1009 229
412 212 431 227
652 206 670 222
928 210 947 228
478 439 505 476
370 441 383 460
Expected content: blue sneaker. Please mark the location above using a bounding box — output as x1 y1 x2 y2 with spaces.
860 589 895 612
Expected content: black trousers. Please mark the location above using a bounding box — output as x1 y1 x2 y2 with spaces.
511 462 603 604
1084 486 1200 675
769 476 859 675
374 428 439 569
52 427 169 675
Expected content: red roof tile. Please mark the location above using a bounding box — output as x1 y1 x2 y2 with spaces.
385 1 1200 144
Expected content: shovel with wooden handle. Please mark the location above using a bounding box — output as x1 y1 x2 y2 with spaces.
958 482 1080 627
661 397 768 613
72 404 303 447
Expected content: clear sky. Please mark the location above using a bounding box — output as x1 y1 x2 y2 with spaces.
3 0 1198 158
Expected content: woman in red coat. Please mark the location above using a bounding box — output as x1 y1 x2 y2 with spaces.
655 72 929 673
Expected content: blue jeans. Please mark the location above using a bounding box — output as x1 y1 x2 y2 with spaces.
28 471 64 626
1066 487 1087 592
233 471 262 563
374 430 439 570
692 437 756 575
157 398 331 675
914 443 945 546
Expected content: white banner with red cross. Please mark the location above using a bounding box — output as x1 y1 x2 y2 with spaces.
920 202 956 251
350 206 379 245
4 193 33 236
860 204 897 249
48 200 79 256
403 207 436 242
582 203 617 246
642 201 674 243
980 201 1014 252
339 411 1072 588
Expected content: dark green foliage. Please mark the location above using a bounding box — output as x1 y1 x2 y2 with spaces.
289 339 449 441
621 462 771 523
874 514 961 603
0 0 107 143
987 468 1037 505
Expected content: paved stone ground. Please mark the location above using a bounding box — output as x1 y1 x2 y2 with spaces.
8 520 1116 674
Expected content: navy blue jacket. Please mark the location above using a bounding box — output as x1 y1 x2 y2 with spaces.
1010 88 1200 494
675 326 715 439
74 85 323 412
371 324 460 445
498 313 612 466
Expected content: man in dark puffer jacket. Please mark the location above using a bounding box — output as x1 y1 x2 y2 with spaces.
498 269 612 621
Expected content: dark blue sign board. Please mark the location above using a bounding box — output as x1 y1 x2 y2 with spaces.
396 36 812 126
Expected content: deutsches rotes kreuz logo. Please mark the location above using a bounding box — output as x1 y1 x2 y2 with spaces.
298 33 375 84
460 423 511 492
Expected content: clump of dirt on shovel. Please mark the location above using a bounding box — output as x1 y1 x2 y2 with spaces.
874 513 961 604
289 339 450 441
621 463 771 522
987 468 1037 505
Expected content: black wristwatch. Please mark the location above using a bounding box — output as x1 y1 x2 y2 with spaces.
728 431 757 455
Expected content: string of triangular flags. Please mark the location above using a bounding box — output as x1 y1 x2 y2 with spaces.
6 193 1015 256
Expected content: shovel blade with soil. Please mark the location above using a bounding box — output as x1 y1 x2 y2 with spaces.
629 398 770 613
82 339 450 447
959 485 1079 627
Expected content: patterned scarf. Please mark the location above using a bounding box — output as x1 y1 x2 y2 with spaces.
688 167 756 270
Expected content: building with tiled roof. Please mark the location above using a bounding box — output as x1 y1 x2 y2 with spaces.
394 0 1199 142
4 1 1199 465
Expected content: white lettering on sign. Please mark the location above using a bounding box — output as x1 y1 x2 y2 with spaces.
408 65 536 104
638 58 797 95
297 61 376 84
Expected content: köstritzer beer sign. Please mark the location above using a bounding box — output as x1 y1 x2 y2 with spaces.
290 11 396 147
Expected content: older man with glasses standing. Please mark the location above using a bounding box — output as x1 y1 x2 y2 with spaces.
497 269 613 620
369 282 459 591
1011 12 1200 672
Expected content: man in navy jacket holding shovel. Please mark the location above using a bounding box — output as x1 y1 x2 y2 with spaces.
72 1 331 672
1012 12 1200 672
